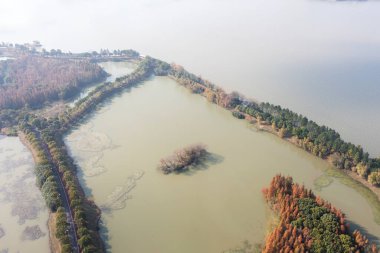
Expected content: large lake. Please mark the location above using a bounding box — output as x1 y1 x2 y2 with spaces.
3 0 380 156
65 61 380 252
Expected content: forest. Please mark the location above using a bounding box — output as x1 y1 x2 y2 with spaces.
262 175 378 253
0 56 107 109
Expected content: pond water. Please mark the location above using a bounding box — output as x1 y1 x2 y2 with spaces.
0 136 50 253
66 72 380 252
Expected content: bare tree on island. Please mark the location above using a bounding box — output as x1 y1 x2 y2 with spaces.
158 144 208 174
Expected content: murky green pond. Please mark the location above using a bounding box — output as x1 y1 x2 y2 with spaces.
66 64 380 252
0 136 50 253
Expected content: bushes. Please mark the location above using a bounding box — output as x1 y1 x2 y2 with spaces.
369 171 380 186
20 123 62 211
40 176 62 211
158 144 208 174
55 208 73 251
232 111 245 119
356 162 369 178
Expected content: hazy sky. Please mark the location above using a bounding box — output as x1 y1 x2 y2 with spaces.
2 0 379 56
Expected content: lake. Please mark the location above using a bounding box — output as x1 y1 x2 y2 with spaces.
65 61 380 252
3 0 380 156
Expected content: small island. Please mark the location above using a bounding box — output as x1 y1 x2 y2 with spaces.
262 175 378 253
158 144 208 174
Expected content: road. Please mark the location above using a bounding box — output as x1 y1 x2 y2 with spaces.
34 129 80 253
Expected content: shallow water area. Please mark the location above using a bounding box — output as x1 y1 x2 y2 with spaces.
0 136 50 253
69 61 136 107
66 73 380 252
98 61 137 82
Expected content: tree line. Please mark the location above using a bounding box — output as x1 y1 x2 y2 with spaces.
166 64 380 189
20 116 103 252
19 122 73 252
262 175 378 253
14 56 161 253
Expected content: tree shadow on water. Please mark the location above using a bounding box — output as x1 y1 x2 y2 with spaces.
180 152 224 176
347 219 380 246
98 218 113 252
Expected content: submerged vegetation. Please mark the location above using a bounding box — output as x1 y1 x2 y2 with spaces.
158 144 208 174
262 175 378 253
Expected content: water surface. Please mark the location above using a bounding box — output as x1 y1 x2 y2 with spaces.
66 74 380 252
0 136 50 253
69 61 136 107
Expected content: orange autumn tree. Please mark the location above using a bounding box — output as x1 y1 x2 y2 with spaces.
262 175 378 253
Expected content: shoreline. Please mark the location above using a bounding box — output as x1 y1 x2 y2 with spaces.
344 169 380 202
10 56 152 252
167 71 380 207
14 93 380 253
12 98 380 253
248 118 380 203
18 132 59 253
